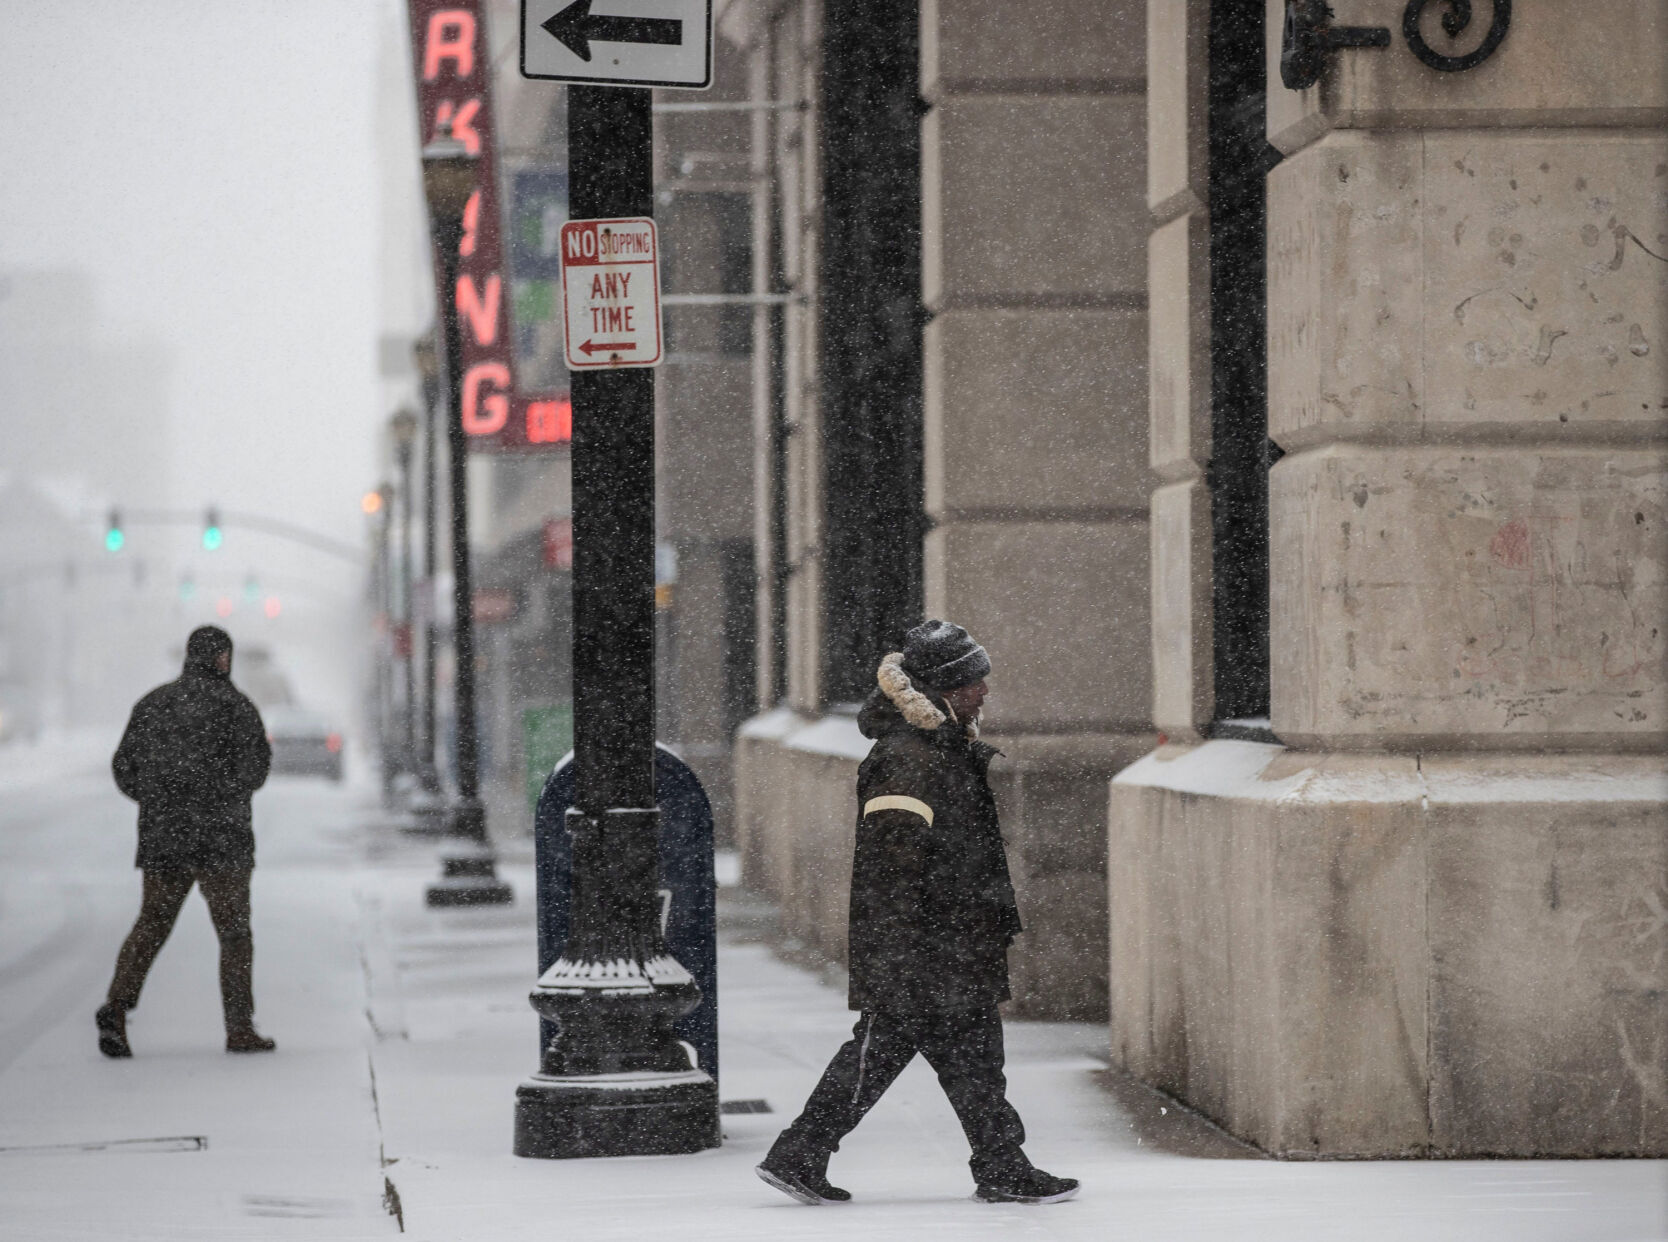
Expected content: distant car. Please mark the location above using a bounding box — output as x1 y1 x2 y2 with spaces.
264 706 344 780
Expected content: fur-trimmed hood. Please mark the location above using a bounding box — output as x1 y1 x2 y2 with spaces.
857 652 978 740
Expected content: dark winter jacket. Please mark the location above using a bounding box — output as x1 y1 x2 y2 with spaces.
847 653 1022 1012
112 630 271 872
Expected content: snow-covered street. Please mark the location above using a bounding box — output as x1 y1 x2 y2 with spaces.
1 735 1664 1241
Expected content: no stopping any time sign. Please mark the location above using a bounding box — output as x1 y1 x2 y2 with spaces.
559 217 663 370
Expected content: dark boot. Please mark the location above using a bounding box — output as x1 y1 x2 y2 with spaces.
973 1167 1079 1204
95 1004 131 1059
225 1026 276 1054
755 1136 851 1204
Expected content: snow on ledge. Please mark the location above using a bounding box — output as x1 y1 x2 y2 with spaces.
1115 740 1668 807
736 707 874 762
1112 739 1305 802
784 713 873 762
736 707 800 742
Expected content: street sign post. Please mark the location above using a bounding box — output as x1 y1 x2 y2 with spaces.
510 70 719 1159
558 217 663 369
521 0 713 89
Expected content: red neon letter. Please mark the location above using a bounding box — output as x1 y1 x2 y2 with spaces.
434 98 482 156
455 274 501 346
423 10 476 81
526 399 572 444
459 190 481 258
461 362 511 436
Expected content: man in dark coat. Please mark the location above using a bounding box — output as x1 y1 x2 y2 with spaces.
756 621 1078 1206
97 625 275 1057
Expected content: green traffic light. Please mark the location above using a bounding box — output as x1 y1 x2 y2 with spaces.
105 528 124 553
203 526 223 551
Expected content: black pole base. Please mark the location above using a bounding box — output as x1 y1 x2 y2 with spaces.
426 848 513 906
425 876 514 907
513 1070 719 1159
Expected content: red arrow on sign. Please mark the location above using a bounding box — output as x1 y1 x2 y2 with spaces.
579 339 638 355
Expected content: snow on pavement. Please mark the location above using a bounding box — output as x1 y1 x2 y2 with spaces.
365 869 1668 1242
1 741 1664 1241
0 745 395 1240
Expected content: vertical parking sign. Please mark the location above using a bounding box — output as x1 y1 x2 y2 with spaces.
559 217 663 370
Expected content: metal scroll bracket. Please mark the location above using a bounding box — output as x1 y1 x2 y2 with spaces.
1280 0 1512 91
1402 0 1512 73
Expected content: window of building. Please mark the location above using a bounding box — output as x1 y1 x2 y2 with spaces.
660 192 752 358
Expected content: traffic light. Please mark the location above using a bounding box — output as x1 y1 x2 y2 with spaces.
243 574 260 602
203 507 223 551
179 573 196 601
105 508 124 553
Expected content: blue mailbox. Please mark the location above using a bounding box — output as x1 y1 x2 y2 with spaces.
533 745 718 1085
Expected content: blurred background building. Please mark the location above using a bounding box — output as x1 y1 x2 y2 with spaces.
382 1 758 837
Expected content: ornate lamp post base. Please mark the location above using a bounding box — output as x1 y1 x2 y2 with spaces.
425 857 514 906
425 801 513 907
513 808 719 1158
514 1070 718 1158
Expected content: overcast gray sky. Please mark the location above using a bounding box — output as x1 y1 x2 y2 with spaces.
0 0 429 714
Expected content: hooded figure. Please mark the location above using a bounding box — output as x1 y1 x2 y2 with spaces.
846 641 1020 1012
757 621 1078 1207
112 626 271 871
99 626 275 1057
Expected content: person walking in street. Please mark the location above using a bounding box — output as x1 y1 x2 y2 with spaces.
97 625 275 1058
756 620 1078 1206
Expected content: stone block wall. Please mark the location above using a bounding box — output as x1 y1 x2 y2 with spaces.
1110 0 1668 1156
729 0 1154 1023
917 0 1152 1020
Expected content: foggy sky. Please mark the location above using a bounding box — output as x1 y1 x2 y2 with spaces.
0 1 430 718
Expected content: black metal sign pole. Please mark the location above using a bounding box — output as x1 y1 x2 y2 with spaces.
513 83 718 1160
425 203 512 908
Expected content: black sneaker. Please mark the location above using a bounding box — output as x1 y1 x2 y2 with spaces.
226 1028 276 1054
974 1169 1079 1204
96 1004 131 1059
755 1159 851 1205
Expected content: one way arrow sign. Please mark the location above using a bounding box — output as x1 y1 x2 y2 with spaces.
521 0 712 89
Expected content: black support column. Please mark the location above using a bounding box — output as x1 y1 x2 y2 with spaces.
513 85 718 1160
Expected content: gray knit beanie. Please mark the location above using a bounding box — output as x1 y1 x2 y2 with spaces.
900 619 989 692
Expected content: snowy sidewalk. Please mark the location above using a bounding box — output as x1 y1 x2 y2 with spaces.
362 855 1668 1242
0 761 397 1240
1 756 1664 1241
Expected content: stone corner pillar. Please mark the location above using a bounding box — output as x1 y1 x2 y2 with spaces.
1112 0 1668 1157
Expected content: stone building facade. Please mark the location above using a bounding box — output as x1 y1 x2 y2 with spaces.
725 0 1668 1154
725 0 1153 1020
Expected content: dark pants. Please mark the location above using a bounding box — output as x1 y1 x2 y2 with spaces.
107 869 255 1031
774 1006 1028 1181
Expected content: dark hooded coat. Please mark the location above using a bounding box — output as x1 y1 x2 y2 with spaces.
112 628 271 872
847 656 1022 1012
